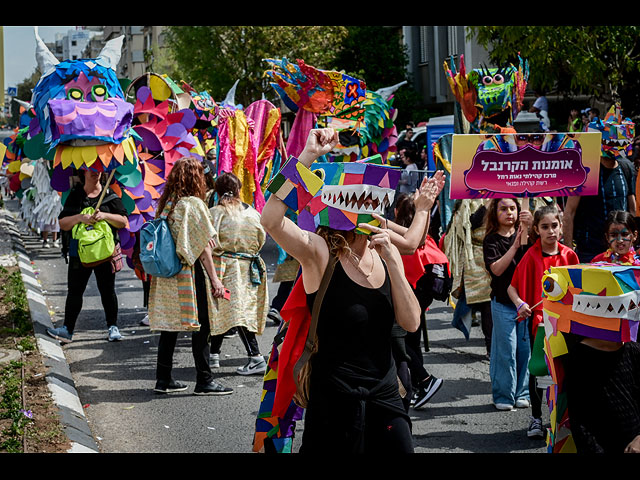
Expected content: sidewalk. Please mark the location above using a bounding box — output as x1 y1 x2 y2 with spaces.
0 200 98 452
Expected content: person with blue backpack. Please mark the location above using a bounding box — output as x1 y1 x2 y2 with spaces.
47 169 129 344
146 157 232 396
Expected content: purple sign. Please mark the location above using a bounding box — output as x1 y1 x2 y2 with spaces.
450 133 602 199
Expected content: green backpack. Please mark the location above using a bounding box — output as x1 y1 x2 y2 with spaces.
72 206 116 266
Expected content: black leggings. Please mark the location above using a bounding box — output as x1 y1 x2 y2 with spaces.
156 261 213 385
64 257 118 334
271 280 293 311
210 326 261 357
405 282 433 388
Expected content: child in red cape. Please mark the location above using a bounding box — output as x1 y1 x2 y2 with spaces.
508 204 579 440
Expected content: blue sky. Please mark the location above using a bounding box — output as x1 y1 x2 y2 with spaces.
3 26 76 90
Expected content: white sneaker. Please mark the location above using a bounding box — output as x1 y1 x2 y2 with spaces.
236 356 267 375
211 353 220 368
108 325 123 342
515 398 531 408
494 402 515 411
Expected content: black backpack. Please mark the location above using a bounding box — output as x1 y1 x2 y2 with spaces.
415 263 453 308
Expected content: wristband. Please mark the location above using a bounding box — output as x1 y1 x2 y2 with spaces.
266 156 324 213
516 302 526 312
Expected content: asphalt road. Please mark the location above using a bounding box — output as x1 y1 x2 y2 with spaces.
8 197 548 454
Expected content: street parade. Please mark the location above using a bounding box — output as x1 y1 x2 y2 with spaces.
0 25 638 456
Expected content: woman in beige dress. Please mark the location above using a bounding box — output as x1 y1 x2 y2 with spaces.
148 157 233 396
208 172 269 375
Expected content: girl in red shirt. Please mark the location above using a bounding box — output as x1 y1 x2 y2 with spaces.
508 204 579 439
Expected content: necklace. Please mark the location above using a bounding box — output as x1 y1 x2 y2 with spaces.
348 248 375 277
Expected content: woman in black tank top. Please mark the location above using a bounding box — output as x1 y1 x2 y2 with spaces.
261 128 423 453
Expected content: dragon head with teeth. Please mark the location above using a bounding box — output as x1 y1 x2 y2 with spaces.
303 156 401 233
540 263 640 453
587 103 635 159
268 153 401 234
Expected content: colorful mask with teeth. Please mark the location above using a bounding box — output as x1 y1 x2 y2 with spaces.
540 264 640 453
587 103 635 158
267 154 401 233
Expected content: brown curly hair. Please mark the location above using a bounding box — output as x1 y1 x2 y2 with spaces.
316 226 356 259
155 157 207 217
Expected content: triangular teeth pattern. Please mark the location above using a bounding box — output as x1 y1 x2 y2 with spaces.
321 185 396 215
572 292 640 320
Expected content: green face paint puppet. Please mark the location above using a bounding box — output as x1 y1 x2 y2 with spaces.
443 54 529 130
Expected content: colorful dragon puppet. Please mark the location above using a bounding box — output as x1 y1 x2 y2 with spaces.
587 103 635 159
538 264 640 453
253 153 402 453
263 58 367 161
28 28 138 176
443 54 529 132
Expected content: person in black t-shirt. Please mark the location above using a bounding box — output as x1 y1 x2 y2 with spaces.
482 198 532 411
47 169 128 344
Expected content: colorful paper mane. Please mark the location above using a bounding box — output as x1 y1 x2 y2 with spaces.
540 264 640 453
319 84 402 163
443 54 529 130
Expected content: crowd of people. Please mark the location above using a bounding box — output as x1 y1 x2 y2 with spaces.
33 117 640 454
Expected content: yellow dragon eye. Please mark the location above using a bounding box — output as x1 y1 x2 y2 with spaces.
91 84 107 101
67 88 84 101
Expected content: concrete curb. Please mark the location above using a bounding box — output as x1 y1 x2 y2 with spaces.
0 207 99 453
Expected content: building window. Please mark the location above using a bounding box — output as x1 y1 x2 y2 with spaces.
419 26 430 65
447 26 458 57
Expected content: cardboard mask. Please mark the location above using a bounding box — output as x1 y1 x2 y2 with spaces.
540 264 640 453
28 28 137 173
267 154 401 233
263 57 366 120
587 103 635 158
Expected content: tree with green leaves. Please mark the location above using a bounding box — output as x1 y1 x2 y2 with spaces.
164 26 348 107
468 26 640 119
